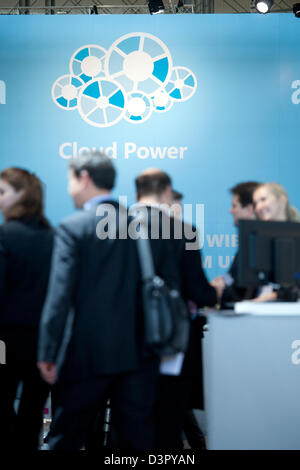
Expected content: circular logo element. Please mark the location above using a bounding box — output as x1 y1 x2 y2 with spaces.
51 74 84 110
70 45 107 83
124 91 153 123
105 33 173 96
78 78 126 127
151 88 173 113
166 67 197 102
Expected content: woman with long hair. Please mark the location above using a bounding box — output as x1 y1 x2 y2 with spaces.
252 182 300 301
253 182 300 222
0 168 53 450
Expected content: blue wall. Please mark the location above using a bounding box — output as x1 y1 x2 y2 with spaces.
0 14 300 278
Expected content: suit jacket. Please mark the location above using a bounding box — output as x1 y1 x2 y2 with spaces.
141 206 217 308
137 206 217 381
38 200 179 382
0 217 53 363
0 217 53 327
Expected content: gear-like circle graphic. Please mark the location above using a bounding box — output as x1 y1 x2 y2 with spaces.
52 34 197 126
151 88 173 113
124 91 153 123
78 78 126 127
51 74 84 110
166 67 197 102
105 33 173 96
70 45 107 83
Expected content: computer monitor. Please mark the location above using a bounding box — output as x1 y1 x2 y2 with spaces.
237 220 300 289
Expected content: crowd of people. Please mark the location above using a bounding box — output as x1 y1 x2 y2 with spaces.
0 153 299 451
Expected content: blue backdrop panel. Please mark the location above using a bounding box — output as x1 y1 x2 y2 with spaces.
0 14 300 279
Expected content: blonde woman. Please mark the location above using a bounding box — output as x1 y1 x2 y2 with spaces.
253 182 300 222
252 182 300 301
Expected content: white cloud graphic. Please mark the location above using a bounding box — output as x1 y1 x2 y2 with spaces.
51 33 197 127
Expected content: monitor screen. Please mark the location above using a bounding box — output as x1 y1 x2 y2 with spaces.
237 220 300 289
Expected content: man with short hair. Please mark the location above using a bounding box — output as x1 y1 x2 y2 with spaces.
211 181 259 305
170 189 183 220
135 168 218 449
38 152 178 450
229 181 259 227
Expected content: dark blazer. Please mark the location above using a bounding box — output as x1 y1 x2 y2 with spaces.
38 200 179 382
0 218 53 365
0 218 54 328
142 206 217 409
221 252 257 307
144 206 217 307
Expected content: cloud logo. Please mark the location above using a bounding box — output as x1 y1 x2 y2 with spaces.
51 33 197 127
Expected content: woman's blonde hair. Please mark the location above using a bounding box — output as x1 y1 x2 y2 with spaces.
256 182 300 222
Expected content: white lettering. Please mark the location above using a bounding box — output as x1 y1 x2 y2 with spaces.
207 234 224 248
73 141 78 159
0 80 6 105
118 196 129 240
0 340 6 365
96 204 117 240
232 234 239 248
218 255 231 269
167 147 178 159
204 234 238 248
137 146 149 159
104 141 117 159
179 146 187 159
149 455 156 464
291 340 300 365
59 142 117 160
59 142 73 159
291 80 300 105
183 204 205 250
149 146 167 159
202 255 212 269
60 141 187 160
124 142 187 159
124 142 136 159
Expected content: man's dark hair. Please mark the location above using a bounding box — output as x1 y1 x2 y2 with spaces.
230 181 260 208
135 169 172 200
69 151 116 190
172 189 183 202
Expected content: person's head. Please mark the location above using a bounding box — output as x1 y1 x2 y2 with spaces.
0 167 49 226
230 181 260 227
68 151 116 208
253 182 300 222
135 168 173 205
170 189 183 220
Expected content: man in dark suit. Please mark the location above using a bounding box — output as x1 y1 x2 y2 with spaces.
211 181 259 306
134 168 219 449
38 152 178 450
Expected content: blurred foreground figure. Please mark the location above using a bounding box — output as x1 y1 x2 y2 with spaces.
38 152 179 450
0 168 53 450
135 169 218 450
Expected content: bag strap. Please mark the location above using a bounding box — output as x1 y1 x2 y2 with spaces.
136 220 156 282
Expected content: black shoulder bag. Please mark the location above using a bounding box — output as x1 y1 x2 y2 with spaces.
136 222 190 356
